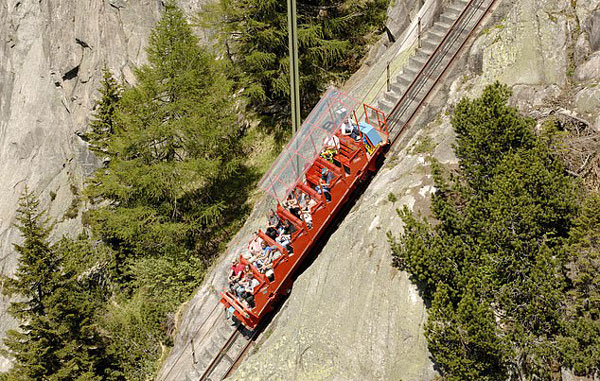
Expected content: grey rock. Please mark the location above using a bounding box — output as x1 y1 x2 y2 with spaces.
586 9 600 52
0 0 209 372
574 86 600 117
575 52 600 82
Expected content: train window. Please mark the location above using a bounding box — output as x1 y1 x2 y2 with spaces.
343 165 351 175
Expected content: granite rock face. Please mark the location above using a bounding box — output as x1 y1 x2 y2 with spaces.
209 0 600 380
0 0 205 371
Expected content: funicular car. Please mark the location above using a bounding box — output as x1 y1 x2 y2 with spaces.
220 88 389 329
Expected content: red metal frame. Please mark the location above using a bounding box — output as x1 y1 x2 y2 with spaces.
220 104 389 330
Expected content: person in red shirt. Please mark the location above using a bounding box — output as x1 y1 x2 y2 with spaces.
228 258 244 286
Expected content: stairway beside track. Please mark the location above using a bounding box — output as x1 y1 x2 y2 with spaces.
375 0 495 143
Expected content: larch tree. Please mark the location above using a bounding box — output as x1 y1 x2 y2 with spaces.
83 67 122 157
83 3 245 377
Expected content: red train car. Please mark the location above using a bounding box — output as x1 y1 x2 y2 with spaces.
220 88 389 329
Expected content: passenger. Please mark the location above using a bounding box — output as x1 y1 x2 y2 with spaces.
248 232 263 256
302 207 313 229
281 219 297 235
296 189 308 208
283 193 301 219
228 259 244 288
265 226 279 240
315 167 333 202
276 233 291 253
267 210 281 229
254 241 275 272
341 116 361 142
241 273 260 309
234 268 249 298
323 134 340 151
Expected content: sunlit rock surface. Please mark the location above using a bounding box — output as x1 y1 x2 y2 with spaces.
0 0 206 371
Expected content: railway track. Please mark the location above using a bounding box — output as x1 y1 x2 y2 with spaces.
160 0 499 380
197 326 258 381
383 0 499 146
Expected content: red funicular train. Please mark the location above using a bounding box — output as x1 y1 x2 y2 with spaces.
220 88 389 329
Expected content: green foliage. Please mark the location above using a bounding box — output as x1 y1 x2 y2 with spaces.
451 82 536 190
1 190 121 380
214 0 389 128
83 67 122 156
558 194 600 374
81 4 255 378
389 82 598 379
426 283 505 381
86 2 243 267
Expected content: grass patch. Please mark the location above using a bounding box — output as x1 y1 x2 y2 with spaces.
412 135 435 154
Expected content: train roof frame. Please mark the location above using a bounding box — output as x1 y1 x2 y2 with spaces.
258 87 360 202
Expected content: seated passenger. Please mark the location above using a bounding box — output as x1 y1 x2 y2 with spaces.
254 241 276 273
241 273 260 309
302 208 313 229
323 134 340 151
265 226 279 240
283 193 301 219
341 117 361 141
248 232 263 256
267 210 281 229
281 219 297 235
228 259 244 288
315 168 333 202
321 134 340 163
233 266 250 298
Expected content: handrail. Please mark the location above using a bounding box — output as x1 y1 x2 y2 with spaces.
387 0 480 126
388 0 495 143
359 0 442 107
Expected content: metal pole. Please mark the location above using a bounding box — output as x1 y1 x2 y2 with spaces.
386 62 390 92
287 0 301 135
418 17 422 48
191 338 197 364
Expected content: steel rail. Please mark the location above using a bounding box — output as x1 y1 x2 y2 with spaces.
385 0 482 128
166 1 498 380
221 329 260 379
159 302 223 380
198 329 244 381
386 0 498 146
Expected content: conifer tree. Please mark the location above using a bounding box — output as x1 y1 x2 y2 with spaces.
389 82 586 379
1 190 122 380
215 0 389 124
1 188 59 379
84 3 245 376
87 1 241 262
84 68 121 157
559 194 600 374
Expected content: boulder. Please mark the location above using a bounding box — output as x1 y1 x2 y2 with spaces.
575 52 600 82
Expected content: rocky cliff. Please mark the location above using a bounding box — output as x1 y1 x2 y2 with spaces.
162 0 600 380
1 0 598 378
0 0 208 372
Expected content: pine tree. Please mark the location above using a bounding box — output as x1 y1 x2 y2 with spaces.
559 194 600 375
84 67 121 157
426 283 505 381
389 82 586 379
1 190 122 380
215 0 389 125
451 82 536 190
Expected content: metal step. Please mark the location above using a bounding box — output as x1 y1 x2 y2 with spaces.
440 12 458 25
390 81 406 94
